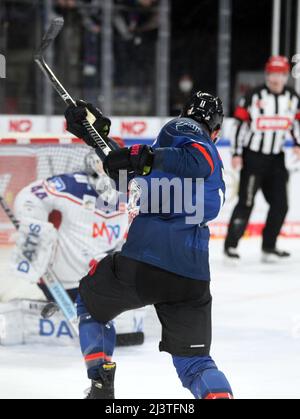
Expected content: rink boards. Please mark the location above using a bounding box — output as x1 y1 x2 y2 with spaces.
0 115 300 244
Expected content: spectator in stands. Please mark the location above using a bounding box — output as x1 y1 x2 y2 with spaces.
171 74 195 116
114 0 159 88
75 1 103 103
54 0 77 14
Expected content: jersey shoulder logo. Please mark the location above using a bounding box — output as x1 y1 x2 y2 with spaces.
175 120 202 134
47 177 66 193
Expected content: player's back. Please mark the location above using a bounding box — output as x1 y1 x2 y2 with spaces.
122 118 225 281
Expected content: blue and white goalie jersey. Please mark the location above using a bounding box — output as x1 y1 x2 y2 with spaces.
14 172 129 290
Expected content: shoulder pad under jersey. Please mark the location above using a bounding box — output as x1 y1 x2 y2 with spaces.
46 172 96 197
155 118 211 148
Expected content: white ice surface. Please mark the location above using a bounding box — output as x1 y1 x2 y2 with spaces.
0 238 300 399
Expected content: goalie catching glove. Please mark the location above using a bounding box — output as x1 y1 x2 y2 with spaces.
65 100 112 148
11 219 58 284
103 145 154 180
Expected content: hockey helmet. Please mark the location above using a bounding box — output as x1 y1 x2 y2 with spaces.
265 56 290 74
181 92 224 133
85 151 118 204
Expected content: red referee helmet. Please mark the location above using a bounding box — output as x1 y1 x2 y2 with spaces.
265 56 290 74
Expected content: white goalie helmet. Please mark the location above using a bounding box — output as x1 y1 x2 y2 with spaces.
84 151 118 204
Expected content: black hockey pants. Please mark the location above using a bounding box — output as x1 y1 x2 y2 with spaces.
225 149 289 250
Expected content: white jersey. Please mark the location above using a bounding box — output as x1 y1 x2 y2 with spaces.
232 85 300 156
14 173 129 289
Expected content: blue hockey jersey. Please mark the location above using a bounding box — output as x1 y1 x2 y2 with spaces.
121 118 226 281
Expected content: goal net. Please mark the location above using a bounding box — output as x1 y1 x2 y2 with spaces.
0 136 92 301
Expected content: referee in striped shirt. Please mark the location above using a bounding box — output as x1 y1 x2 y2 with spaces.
225 56 300 262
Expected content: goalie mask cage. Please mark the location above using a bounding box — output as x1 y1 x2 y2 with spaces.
0 137 93 246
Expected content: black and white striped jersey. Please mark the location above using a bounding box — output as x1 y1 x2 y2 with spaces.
232 85 300 156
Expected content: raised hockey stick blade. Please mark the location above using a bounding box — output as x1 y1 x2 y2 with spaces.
34 19 111 160
35 17 64 59
0 195 78 336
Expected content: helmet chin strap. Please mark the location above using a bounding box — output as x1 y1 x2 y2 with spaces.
211 129 221 143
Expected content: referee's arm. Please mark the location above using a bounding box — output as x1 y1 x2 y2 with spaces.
231 93 252 157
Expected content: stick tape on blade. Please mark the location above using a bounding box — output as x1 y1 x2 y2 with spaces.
36 18 64 57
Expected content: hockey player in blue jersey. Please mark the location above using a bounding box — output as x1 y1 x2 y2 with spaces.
65 92 233 400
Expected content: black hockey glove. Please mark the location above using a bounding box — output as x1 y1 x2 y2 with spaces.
103 145 154 180
65 100 111 148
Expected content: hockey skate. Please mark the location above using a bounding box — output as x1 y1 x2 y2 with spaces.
85 363 116 400
224 247 241 264
225 247 240 259
262 248 291 264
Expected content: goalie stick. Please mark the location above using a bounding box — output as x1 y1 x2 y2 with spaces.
34 17 112 160
0 195 79 336
0 196 20 229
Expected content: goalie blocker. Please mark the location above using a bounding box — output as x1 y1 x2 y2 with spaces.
12 219 58 284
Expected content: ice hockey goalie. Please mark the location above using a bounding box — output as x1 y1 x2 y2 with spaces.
8 150 145 346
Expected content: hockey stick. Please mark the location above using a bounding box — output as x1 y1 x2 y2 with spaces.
0 195 78 336
34 17 112 160
0 196 20 229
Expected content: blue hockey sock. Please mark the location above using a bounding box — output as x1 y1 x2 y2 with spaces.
77 295 116 380
173 355 233 399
